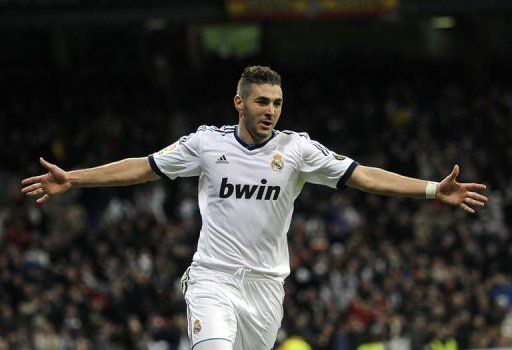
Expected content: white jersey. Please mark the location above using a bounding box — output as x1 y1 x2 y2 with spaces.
149 125 357 281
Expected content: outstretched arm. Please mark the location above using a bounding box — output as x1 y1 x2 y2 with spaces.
22 157 159 204
346 164 487 213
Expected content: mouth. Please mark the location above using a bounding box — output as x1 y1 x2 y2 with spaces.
260 120 273 130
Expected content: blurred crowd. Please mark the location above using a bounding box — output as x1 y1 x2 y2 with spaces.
1 61 512 350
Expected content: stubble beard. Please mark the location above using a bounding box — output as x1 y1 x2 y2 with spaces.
242 107 270 142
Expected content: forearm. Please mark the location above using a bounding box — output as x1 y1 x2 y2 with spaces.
68 157 158 188
346 166 431 198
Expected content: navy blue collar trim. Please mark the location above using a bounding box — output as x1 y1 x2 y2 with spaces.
234 127 275 150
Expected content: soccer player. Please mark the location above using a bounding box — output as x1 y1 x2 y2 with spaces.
22 66 487 350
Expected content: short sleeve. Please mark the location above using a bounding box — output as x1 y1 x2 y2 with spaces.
148 129 202 180
299 135 358 190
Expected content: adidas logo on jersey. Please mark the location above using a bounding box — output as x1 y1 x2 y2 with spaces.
215 154 229 164
219 178 281 200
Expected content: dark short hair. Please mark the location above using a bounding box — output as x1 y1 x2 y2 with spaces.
237 66 282 100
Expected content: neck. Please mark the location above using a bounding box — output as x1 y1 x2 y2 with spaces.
237 122 270 145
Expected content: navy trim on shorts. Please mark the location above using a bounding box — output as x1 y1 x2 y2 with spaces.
192 338 232 349
183 280 188 295
336 161 359 191
148 154 172 182
181 267 191 295
186 300 193 348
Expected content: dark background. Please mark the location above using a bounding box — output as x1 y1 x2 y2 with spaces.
1 1 511 349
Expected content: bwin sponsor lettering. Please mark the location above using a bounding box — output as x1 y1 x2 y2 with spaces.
219 178 281 200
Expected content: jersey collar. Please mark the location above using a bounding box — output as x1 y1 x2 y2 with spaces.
234 126 275 150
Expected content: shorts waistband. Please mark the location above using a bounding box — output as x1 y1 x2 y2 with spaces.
190 263 284 282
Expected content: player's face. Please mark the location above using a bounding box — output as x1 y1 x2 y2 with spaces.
235 83 283 144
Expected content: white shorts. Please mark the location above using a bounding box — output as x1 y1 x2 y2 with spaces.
181 264 285 350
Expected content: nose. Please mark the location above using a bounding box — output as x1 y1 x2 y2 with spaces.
266 104 275 116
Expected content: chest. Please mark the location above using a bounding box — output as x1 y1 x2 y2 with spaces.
200 142 299 197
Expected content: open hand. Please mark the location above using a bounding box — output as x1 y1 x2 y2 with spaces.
436 165 488 214
21 157 72 204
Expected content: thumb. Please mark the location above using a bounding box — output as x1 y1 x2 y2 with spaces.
39 157 56 172
448 164 459 182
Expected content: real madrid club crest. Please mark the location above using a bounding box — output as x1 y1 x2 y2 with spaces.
158 142 177 155
193 320 201 334
271 153 284 172
333 153 346 161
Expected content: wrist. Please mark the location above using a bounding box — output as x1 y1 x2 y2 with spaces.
426 181 439 199
67 171 79 189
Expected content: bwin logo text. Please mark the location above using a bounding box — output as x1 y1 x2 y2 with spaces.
219 178 281 200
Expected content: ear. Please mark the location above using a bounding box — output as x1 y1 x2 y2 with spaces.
234 95 243 112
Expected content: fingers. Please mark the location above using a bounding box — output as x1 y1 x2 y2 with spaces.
22 157 55 185
36 194 50 205
460 193 487 214
21 175 43 185
465 183 487 191
467 191 488 203
20 174 51 203
22 184 50 204
464 197 485 208
460 203 475 214
459 191 487 214
21 182 42 194
27 188 45 197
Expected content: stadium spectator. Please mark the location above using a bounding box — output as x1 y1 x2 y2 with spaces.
1 61 510 349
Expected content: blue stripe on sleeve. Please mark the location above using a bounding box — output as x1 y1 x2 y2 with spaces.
148 154 172 182
336 161 359 191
